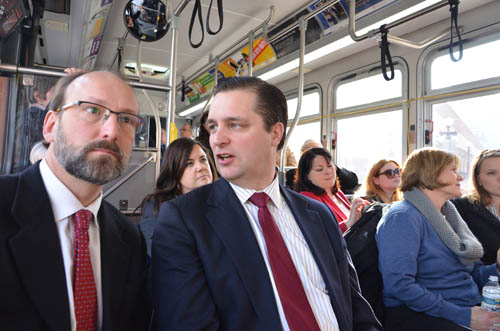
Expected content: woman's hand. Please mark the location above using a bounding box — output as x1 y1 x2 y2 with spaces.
345 198 370 228
470 306 500 331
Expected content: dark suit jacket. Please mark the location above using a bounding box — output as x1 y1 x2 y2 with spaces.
0 163 151 331
152 178 381 331
452 197 500 265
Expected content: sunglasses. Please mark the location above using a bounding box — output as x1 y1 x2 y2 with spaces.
375 168 401 179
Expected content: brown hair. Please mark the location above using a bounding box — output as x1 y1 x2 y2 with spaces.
400 148 460 192
214 77 288 150
140 138 218 214
365 159 403 203
296 147 341 195
467 149 500 206
46 71 88 115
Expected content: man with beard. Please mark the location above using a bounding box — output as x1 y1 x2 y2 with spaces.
0 71 151 331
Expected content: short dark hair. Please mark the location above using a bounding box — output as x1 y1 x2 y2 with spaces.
46 71 87 115
214 77 288 150
296 147 340 195
141 138 218 213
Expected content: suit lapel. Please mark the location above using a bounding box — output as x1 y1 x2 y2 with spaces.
99 204 130 330
9 164 71 331
205 179 282 329
281 188 348 326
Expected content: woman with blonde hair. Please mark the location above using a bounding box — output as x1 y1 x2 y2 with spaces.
376 148 500 331
453 149 500 265
362 159 403 203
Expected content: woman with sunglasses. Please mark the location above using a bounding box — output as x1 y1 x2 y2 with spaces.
452 149 500 265
361 159 403 203
296 147 369 233
376 148 500 331
138 137 217 257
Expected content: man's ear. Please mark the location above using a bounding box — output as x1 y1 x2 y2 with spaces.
270 122 285 148
43 111 58 143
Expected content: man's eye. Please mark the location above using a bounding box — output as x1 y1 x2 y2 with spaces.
229 123 239 129
86 106 101 115
119 116 133 124
208 124 217 132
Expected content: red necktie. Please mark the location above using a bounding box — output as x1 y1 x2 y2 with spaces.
73 209 97 331
249 192 320 331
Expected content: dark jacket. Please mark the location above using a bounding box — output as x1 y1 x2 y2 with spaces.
152 178 381 331
0 163 151 331
452 197 500 265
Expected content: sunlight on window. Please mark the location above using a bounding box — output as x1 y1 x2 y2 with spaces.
287 92 321 119
336 70 402 109
431 92 500 186
286 121 322 163
336 110 403 186
431 39 500 90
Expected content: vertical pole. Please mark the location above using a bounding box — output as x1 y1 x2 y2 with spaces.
279 18 307 180
166 14 179 153
248 31 254 77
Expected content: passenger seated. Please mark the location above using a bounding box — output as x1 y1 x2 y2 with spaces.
300 138 359 194
296 147 368 232
139 138 217 256
453 149 500 265
275 145 297 167
359 159 403 203
376 148 500 331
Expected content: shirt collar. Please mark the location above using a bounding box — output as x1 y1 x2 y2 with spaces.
229 174 284 210
39 159 102 225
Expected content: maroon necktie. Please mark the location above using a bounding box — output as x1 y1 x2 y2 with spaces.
249 192 320 331
73 209 97 331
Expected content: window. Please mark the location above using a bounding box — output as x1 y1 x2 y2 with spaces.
421 30 500 184
336 70 403 109
285 89 322 163
430 39 500 90
331 60 407 184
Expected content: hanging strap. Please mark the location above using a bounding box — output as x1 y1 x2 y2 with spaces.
206 0 223 35
189 0 204 48
448 0 463 62
379 24 394 81
181 80 186 102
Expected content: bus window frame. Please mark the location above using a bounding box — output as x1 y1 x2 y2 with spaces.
417 24 500 148
328 57 409 164
283 83 323 159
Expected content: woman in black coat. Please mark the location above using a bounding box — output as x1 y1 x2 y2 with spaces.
452 149 500 265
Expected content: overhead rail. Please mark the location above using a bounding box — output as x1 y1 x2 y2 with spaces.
179 0 347 90
348 0 450 43
0 64 171 92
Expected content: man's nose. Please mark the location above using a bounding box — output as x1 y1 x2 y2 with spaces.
210 126 228 147
100 113 120 140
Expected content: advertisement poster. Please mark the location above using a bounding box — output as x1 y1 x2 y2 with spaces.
184 38 277 105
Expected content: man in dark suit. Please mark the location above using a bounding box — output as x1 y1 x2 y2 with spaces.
152 76 381 330
0 71 150 331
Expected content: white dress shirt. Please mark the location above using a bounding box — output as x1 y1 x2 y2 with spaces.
229 176 339 331
39 159 103 331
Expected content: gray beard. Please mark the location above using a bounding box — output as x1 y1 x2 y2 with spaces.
53 125 129 185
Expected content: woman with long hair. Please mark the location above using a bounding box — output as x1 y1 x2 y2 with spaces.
139 137 217 256
296 147 368 233
453 149 500 265
361 159 403 203
376 148 500 331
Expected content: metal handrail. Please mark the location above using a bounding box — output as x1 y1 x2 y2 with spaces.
387 26 463 49
279 17 306 176
0 64 171 92
103 155 154 198
166 15 179 148
349 0 450 42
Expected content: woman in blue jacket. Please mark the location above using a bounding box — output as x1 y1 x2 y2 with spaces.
376 148 500 331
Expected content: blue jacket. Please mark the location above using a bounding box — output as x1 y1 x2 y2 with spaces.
376 199 499 327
